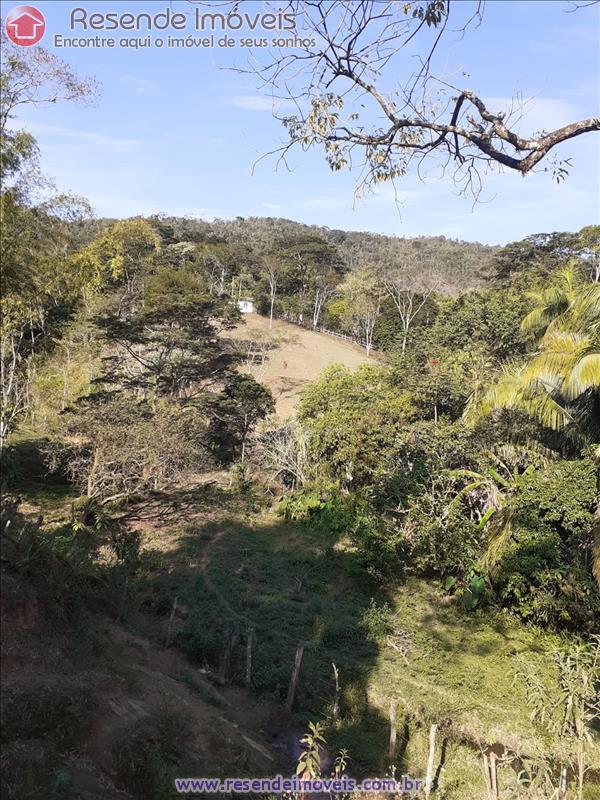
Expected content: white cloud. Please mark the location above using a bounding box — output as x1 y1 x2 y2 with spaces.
482 96 581 135
230 95 274 111
22 121 144 153
262 201 281 210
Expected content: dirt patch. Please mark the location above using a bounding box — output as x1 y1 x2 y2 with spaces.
1 566 303 800
226 314 376 417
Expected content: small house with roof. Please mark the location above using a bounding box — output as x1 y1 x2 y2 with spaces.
237 297 255 314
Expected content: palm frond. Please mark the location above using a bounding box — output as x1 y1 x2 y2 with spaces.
521 303 561 334
565 352 600 399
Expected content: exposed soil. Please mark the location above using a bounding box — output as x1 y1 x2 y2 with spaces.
0 561 304 800
226 314 376 417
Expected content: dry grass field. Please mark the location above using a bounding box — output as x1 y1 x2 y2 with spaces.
226 313 376 417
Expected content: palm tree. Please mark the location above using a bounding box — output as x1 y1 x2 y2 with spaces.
446 447 541 573
520 263 583 336
468 271 600 442
467 269 600 587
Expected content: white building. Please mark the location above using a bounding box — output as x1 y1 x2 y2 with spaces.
237 297 255 314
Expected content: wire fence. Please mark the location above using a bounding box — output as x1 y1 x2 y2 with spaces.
279 316 370 350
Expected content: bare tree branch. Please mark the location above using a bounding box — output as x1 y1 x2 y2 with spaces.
235 0 599 199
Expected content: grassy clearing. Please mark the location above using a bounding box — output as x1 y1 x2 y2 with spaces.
370 578 559 750
132 501 587 790
225 313 375 417
6 455 596 796
137 511 383 709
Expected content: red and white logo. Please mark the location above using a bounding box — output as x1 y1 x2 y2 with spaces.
5 5 46 46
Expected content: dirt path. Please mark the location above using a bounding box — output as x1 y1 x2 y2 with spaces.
225 314 376 417
199 526 236 616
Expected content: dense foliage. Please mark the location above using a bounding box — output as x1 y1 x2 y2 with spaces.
259 238 600 631
3 103 598 625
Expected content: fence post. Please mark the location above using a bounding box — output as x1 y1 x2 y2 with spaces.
388 699 397 761
165 597 178 647
245 626 254 690
482 751 492 799
489 751 498 798
332 662 340 723
424 723 438 797
285 643 304 710
218 623 240 684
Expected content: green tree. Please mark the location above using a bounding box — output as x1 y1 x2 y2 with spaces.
94 267 239 405
71 218 161 296
274 235 342 324
338 267 382 354
206 373 275 463
61 266 272 499
298 364 414 487
0 37 97 450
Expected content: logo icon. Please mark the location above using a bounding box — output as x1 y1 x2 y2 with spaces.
5 5 46 46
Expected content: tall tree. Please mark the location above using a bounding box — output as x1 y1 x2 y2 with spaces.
382 262 439 353
312 267 341 328
0 37 97 450
263 255 279 329
340 267 383 355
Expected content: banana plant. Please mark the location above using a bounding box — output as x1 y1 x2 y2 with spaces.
445 448 538 574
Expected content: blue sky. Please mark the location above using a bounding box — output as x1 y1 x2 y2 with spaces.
5 0 599 244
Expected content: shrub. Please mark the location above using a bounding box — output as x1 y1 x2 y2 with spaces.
358 598 392 642
492 458 600 630
276 484 356 536
179 609 238 667
400 501 482 580
494 528 600 630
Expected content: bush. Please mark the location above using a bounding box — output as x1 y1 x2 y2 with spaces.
492 458 600 630
179 609 238 667
399 501 482 580
494 528 600 630
276 484 356 536
358 598 392 642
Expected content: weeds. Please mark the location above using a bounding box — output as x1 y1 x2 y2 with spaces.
114 704 192 800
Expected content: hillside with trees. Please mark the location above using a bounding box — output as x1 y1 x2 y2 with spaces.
1 11 600 800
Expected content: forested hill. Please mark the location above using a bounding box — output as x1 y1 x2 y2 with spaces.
76 215 497 294
210 217 498 292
